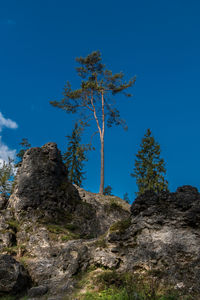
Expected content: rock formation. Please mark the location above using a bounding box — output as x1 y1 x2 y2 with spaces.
0 142 200 299
0 143 130 298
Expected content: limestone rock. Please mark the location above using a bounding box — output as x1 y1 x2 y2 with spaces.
0 195 8 210
0 254 31 295
5 142 200 297
103 185 200 295
9 143 76 218
28 285 48 297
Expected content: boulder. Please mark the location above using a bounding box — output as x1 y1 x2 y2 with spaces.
0 254 31 295
28 285 48 297
9 142 79 220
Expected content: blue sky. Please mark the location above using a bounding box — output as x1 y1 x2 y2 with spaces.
0 0 200 200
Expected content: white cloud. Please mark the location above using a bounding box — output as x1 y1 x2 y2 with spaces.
0 112 18 164
0 136 16 164
0 112 18 132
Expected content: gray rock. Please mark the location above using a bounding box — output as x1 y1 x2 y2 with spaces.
28 285 48 297
119 185 200 294
0 254 31 294
9 143 73 218
0 195 8 210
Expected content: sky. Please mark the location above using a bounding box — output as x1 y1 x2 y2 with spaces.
0 0 200 200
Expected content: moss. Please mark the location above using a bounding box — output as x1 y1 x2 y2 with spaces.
61 233 80 241
110 218 131 234
94 234 107 248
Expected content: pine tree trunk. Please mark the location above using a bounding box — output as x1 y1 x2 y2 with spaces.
99 137 104 194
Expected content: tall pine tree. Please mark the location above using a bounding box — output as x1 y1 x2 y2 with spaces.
63 123 86 187
131 129 168 195
50 51 135 194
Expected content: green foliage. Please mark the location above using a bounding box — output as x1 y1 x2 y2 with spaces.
50 51 136 193
6 219 20 232
103 185 113 195
0 296 16 300
110 218 131 234
94 234 107 248
16 138 31 166
108 198 124 212
0 158 14 198
131 129 168 196
63 122 87 186
80 270 180 300
50 51 135 129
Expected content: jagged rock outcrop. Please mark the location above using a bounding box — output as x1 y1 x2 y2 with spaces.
1 142 200 298
96 186 200 297
0 143 130 299
9 142 76 218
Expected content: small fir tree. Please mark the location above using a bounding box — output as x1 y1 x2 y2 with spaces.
103 185 113 196
63 123 87 187
0 158 14 198
131 129 168 196
123 192 131 204
16 138 31 166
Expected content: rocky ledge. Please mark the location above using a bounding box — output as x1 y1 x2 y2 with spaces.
0 143 199 299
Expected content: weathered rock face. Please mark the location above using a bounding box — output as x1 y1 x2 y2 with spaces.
0 142 130 298
0 254 31 295
97 186 200 296
2 141 200 298
9 143 76 217
0 195 8 210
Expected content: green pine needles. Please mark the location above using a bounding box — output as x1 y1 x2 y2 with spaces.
131 129 168 196
63 123 87 187
50 51 135 194
16 138 31 167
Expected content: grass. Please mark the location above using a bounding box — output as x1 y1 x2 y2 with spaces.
6 219 20 233
70 269 186 300
107 198 124 212
110 218 131 234
45 223 81 242
94 234 107 248
2 246 18 255
0 296 15 300
0 293 29 300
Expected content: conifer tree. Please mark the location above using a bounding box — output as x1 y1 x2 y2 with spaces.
50 51 135 194
131 129 168 196
0 158 14 198
63 123 86 187
16 138 31 166
103 185 113 195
